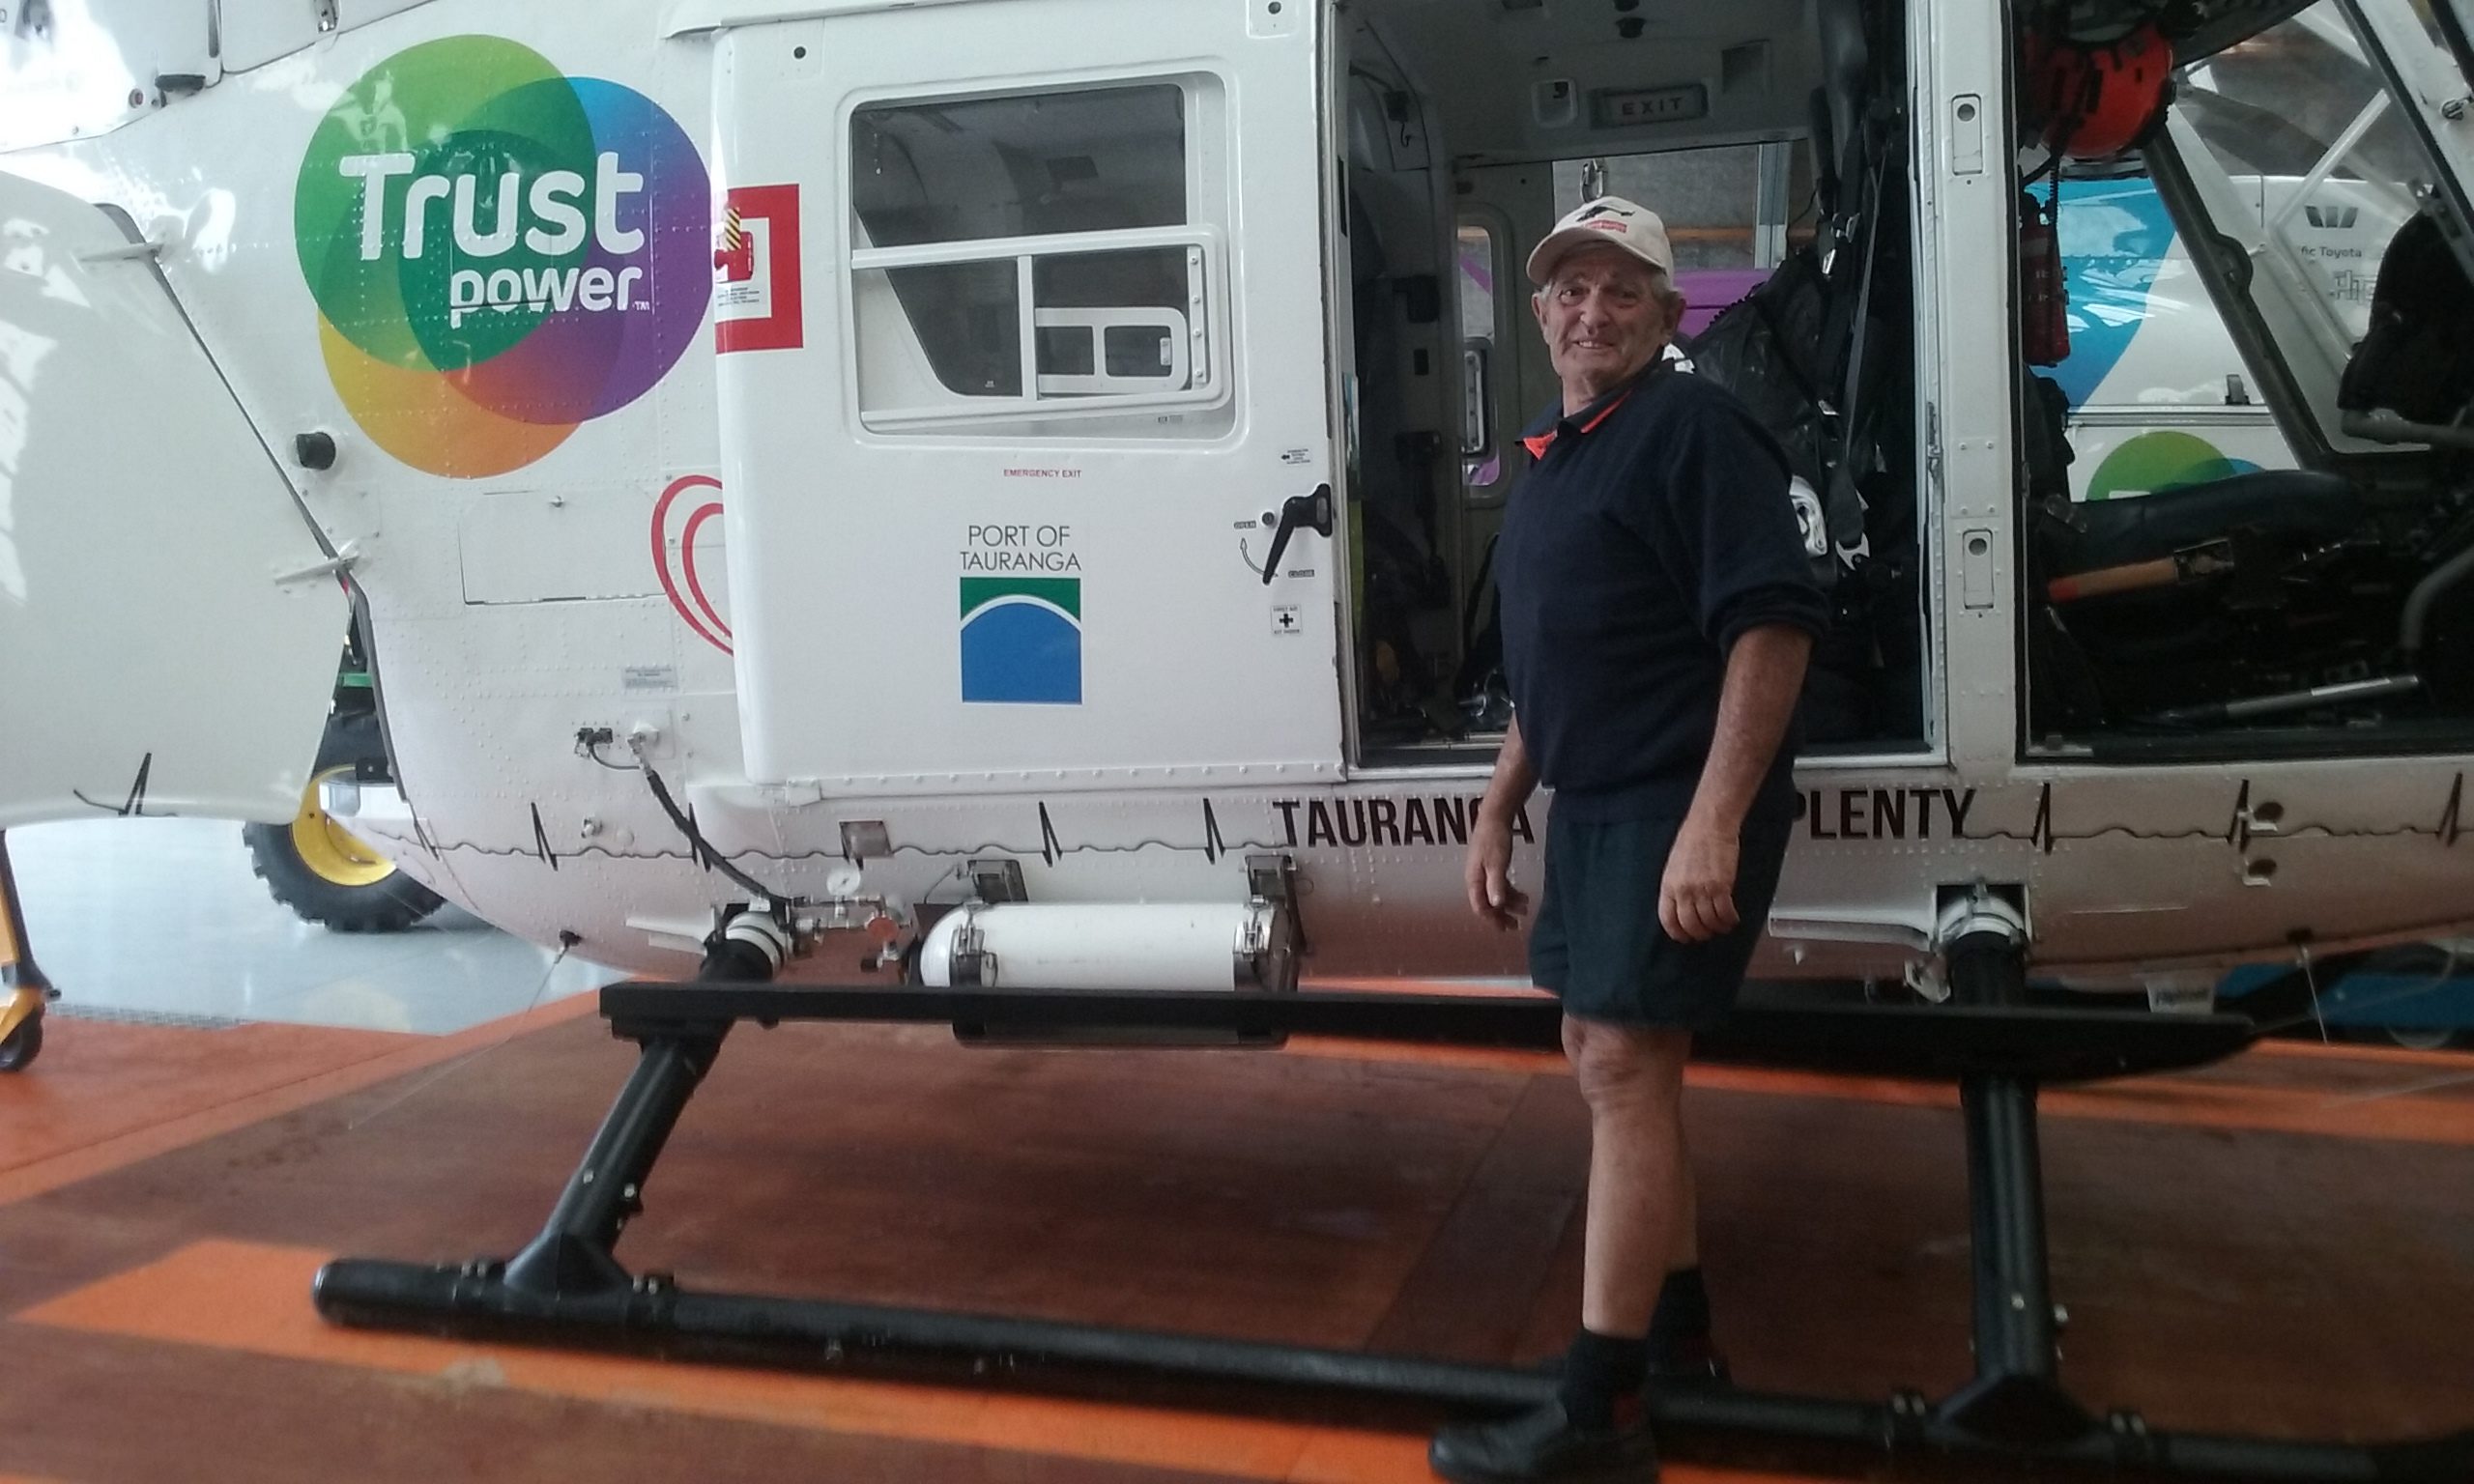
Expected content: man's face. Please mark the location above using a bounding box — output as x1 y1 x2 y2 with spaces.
1531 245 1682 400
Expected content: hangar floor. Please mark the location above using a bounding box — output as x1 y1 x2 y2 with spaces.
9 819 617 1034
2 824 2471 1482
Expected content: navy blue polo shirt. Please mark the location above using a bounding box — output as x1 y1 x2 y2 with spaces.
1497 365 1829 824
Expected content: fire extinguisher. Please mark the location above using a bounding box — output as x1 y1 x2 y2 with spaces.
2020 188 2070 366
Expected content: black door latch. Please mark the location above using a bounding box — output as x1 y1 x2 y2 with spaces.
1259 484 1334 585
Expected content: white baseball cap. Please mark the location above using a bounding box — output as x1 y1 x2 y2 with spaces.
1525 196 1677 286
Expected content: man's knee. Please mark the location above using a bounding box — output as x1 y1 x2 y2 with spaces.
1563 1016 1689 1109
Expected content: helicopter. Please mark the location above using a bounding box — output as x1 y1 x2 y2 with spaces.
4 0 2473 1474
5 0 2469 1013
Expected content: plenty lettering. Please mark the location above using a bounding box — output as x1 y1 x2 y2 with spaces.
1796 786 1978 842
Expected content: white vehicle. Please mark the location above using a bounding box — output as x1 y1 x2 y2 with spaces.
2051 160 2410 497
4 0 2472 1472
2056 171 2307 501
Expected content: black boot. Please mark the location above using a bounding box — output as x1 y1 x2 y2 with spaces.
1531 1339 1725 1384
1647 1332 1728 1384
1531 1272 1728 1384
1645 1268 1727 1384
1434 1329 1658 1482
1427 1398 1658 1483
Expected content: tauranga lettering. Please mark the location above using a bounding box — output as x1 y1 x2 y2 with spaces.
960 549 1082 573
1273 797 1535 849
1796 786 1977 842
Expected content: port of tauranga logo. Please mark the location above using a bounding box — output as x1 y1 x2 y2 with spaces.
961 578 1083 706
295 36 708 477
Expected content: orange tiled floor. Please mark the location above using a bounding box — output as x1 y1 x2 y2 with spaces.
2 1004 2468 1482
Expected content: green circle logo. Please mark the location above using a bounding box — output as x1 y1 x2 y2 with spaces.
2085 430 2260 501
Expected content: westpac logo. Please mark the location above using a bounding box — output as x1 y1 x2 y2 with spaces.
295 36 709 477
961 578 1081 705
2305 203 2360 230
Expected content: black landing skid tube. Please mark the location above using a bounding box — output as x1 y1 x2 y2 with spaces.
316 969 2472 1483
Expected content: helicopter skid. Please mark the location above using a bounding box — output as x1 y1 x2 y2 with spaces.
315 984 2470 1483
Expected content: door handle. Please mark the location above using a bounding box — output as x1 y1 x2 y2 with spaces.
1259 484 1333 585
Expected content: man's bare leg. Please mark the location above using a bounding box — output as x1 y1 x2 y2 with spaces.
1561 1015 1694 1426
1649 1111 1720 1378
1427 1019 1696 1476
1568 1016 1692 1333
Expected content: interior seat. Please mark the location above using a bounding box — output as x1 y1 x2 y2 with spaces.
2040 469 2360 575
2339 213 2474 426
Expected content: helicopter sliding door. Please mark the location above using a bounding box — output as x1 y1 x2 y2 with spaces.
709 0 1343 795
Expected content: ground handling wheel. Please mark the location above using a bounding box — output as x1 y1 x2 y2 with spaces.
244 711 444 934
0 1011 40 1072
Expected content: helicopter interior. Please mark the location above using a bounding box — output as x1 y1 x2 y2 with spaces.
2017 1 2474 759
1337 0 2474 769
1338 0 1926 765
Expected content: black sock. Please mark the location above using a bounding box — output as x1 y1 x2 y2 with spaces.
1647 1267 1711 1356
1556 1327 1649 1429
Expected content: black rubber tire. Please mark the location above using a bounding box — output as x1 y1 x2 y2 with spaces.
0 1014 41 1072
245 711 446 934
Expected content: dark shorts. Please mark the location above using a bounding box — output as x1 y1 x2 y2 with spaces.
1528 812 1796 1031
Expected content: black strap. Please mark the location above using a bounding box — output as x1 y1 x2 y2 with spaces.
1743 258 1830 408
1827 124 1898 550
1461 530 1501 654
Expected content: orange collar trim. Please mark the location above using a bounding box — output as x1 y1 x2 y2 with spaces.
1521 388 1633 459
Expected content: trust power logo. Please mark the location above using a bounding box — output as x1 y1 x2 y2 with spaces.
295 37 709 477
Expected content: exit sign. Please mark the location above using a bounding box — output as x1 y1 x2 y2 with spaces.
1593 83 1709 128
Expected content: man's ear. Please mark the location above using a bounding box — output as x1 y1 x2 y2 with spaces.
1531 289 1550 337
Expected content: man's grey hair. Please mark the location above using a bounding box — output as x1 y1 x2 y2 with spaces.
1532 253 1681 303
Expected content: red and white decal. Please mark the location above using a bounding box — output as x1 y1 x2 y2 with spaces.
714 185 802 354
652 474 732 654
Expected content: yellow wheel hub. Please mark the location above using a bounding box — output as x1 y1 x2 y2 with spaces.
289 767 399 889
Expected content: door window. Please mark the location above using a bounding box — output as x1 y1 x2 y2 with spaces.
1455 223 1503 489
849 80 1228 435
2162 1 2468 443
2179 7 2427 350
2054 171 2257 411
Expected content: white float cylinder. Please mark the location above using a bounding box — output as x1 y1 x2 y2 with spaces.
918 902 1294 992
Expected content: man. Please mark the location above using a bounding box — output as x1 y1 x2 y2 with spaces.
1430 199 1827 1482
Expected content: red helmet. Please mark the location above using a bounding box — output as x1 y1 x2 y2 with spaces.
2023 19 2176 159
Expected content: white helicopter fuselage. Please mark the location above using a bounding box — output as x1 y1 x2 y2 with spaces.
4 0 2469 995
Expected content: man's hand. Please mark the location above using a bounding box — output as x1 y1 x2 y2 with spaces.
1465 812 1531 930
1671 624 1808 944
1659 815 1740 944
